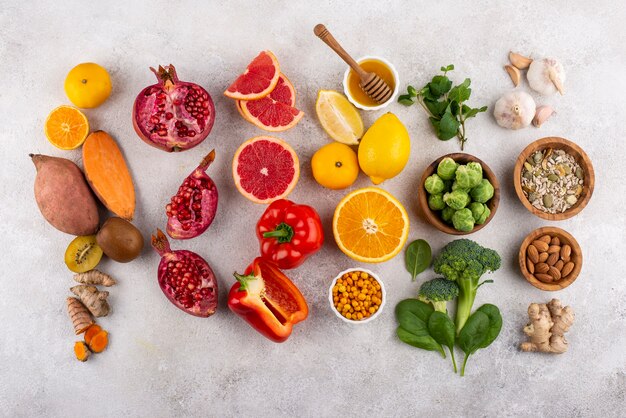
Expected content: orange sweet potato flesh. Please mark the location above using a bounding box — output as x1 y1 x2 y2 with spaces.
83 131 136 220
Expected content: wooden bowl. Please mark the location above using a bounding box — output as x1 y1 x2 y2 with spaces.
518 226 583 291
513 136 595 220
418 153 500 235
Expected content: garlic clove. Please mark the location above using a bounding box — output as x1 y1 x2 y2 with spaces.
527 58 565 96
533 105 556 127
504 65 521 87
509 52 533 70
493 91 536 130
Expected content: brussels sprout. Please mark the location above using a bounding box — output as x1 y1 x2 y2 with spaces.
443 179 453 192
437 157 459 180
424 174 445 194
469 202 491 224
470 179 495 203
476 205 491 225
451 181 469 192
443 189 471 210
441 206 456 223
467 161 483 178
455 164 482 189
452 208 475 232
428 193 446 211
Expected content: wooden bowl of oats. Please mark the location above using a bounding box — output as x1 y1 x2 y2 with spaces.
513 137 594 220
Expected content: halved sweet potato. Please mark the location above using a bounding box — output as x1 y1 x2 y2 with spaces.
83 131 136 220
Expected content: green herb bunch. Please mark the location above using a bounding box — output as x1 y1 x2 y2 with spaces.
398 65 487 150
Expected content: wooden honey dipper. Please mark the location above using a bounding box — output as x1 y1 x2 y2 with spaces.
314 24 393 104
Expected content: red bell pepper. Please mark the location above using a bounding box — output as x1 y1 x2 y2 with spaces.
228 257 308 343
256 199 324 269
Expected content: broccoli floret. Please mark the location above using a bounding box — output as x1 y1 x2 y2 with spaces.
417 277 460 313
433 239 501 333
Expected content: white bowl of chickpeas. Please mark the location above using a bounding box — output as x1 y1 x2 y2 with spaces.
329 268 386 324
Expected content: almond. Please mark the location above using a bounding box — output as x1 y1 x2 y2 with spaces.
548 266 562 280
535 263 550 274
551 236 560 246
561 245 571 260
554 260 564 271
562 262 575 278
527 245 539 263
548 245 561 254
538 235 552 244
532 240 549 252
547 252 559 266
535 273 553 283
539 252 549 263
527 258 535 274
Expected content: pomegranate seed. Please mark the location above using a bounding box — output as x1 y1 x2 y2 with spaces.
165 112 174 120
157 129 167 136
150 115 159 124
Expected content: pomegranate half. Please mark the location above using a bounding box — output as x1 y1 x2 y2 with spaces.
166 149 218 239
151 229 218 317
133 65 215 152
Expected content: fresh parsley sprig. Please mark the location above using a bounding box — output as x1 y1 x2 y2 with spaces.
398 65 487 150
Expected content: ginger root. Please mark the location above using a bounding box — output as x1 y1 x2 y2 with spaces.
88 330 109 353
70 285 110 317
74 341 91 362
73 269 116 287
67 297 94 335
520 298 574 354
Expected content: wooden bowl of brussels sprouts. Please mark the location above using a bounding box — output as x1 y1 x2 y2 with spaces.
513 136 595 221
418 153 500 235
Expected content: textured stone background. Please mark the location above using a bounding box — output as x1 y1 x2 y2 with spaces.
1 1 625 416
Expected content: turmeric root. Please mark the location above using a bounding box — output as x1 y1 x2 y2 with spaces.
67 297 94 335
88 330 109 353
74 341 91 362
84 324 102 345
520 298 574 354
70 285 110 317
73 269 116 286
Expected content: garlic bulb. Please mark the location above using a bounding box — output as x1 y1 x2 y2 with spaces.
527 58 565 95
493 91 536 130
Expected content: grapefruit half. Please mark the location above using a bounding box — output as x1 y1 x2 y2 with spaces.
224 51 281 100
232 136 300 204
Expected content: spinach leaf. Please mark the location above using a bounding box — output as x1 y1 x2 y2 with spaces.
405 239 432 281
457 305 502 376
428 311 457 372
476 304 503 349
395 299 445 357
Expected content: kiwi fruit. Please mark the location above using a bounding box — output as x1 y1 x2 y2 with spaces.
65 235 103 273
96 217 144 263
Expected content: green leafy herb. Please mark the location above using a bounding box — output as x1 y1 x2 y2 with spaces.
405 239 432 281
398 65 487 150
457 304 502 376
395 299 445 356
428 311 457 372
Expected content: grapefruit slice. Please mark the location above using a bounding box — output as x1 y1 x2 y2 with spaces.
232 136 300 204
240 84 303 132
236 74 295 124
224 51 281 100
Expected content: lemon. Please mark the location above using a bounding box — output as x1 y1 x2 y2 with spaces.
315 90 364 145
358 113 410 184
64 63 112 109
311 142 359 190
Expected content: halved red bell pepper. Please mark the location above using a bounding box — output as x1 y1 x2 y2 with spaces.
228 257 308 343
257 199 324 269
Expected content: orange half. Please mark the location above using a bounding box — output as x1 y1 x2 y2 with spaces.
333 187 409 263
44 105 89 150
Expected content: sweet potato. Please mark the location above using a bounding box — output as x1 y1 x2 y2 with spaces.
82 131 136 220
31 154 99 235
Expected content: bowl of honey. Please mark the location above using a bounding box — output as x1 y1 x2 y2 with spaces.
343 56 399 111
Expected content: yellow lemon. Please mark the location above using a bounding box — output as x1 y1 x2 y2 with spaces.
315 90 364 145
64 63 112 108
357 113 410 184
311 142 359 190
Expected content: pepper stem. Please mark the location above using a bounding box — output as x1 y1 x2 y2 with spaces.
233 272 257 291
262 222 294 243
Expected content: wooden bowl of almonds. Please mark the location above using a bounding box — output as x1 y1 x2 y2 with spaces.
518 226 582 291
513 137 594 220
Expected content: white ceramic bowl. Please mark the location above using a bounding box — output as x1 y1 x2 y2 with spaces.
342 55 400 111
328 267 386 324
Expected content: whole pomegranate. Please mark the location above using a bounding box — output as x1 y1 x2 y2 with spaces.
133 65 215 152
151 229 218 317
166 149 218 239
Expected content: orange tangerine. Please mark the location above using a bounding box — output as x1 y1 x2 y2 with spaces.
44 105 89 150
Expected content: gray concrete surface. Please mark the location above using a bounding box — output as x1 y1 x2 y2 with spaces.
1 1 625 416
